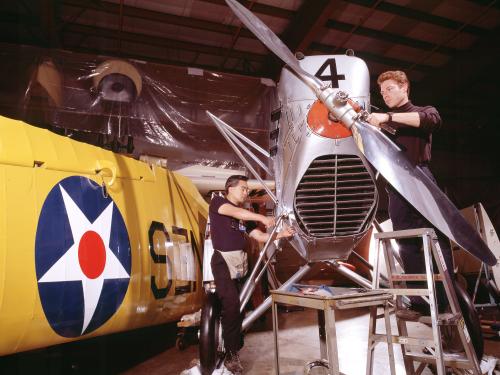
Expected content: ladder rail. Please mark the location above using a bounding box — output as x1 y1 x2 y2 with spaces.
378 236 416 375
422 232 446 375
431 239 482 374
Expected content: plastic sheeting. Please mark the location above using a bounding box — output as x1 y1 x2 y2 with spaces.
0 43 277 169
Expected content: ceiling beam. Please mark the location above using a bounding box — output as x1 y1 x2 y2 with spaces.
468 0 500 10
64 23 267 63
202 0 492 38
263 0 340 78
348 0 489 36
26 0 497 87
198 0 294 19
61 0 468 78
280 0 339 54
60 43 264 78
325 19 458 56
63 0 255 39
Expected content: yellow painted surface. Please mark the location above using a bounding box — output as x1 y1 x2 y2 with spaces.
0 116 207 355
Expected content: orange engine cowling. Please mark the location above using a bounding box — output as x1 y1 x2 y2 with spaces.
307 99 361 139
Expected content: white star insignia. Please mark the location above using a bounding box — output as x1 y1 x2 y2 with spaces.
38 185 130 334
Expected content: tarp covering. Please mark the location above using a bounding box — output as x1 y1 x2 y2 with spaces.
0 42 277 169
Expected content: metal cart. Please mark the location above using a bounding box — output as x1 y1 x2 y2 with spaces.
271 286 395 375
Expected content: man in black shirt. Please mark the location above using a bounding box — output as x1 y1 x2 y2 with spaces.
209 175 294 374
367 70 454 319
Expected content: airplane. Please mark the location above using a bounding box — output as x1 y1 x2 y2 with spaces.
196 0 499 373
0 3 497 374
0 40 282 366
0 114 207 356
0 44 282 366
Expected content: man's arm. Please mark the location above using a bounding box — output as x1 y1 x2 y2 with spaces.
218 203 275 228
368 107 441 132
368 112 420 128
248 226 295 243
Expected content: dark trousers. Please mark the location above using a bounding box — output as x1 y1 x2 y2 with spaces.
211 250 243 353
387 165 455 313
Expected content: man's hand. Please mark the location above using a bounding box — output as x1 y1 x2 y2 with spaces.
276 225 296 239
261 216 275 228
248 223 295 243
367 112 389 128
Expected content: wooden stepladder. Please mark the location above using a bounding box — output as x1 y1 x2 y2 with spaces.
368 228 482 375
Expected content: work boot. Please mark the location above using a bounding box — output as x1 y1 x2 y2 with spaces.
224 351 243 375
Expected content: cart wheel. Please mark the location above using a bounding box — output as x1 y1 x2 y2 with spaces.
176 336 187 351
199 290 222 375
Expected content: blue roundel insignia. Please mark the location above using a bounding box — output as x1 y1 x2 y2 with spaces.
35 176 131 337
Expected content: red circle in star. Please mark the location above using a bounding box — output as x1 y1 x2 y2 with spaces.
78 230 106 279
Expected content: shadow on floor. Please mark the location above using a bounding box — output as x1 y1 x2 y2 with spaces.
0 322 184 375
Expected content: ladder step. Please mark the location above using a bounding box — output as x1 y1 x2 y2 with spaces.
418 313 461 325
370 333 435 348
385 288 430 296
395 311 462 324
374 228 435 240
404 352 473 370
391 274 443 281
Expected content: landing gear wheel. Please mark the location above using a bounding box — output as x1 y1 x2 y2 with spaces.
199 290 223 375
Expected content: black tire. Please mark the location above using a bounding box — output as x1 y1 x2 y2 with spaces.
455 282 484 360
199 290 222 375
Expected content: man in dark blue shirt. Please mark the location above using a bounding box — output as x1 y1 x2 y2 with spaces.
209 175 294 374
367 70 454 320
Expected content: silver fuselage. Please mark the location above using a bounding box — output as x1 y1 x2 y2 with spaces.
272 55 378 262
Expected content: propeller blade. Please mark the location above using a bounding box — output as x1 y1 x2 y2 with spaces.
351 121 496 266
224 0 497 265
225 0 323 94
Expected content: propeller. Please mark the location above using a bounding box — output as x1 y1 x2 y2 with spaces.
224 0 497 266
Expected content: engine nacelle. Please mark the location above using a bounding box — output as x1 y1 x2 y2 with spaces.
272 55 378 262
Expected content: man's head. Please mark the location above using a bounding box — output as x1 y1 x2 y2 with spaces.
377 70 410 109
225 175 249 205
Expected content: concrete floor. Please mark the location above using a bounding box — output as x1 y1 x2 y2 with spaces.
121 307 500 375
1 307 499 374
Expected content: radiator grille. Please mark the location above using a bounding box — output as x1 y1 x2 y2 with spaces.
294 154 376 237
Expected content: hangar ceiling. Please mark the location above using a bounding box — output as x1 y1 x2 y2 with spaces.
0 0 499 151
0 0 499 220
1 1 499 92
